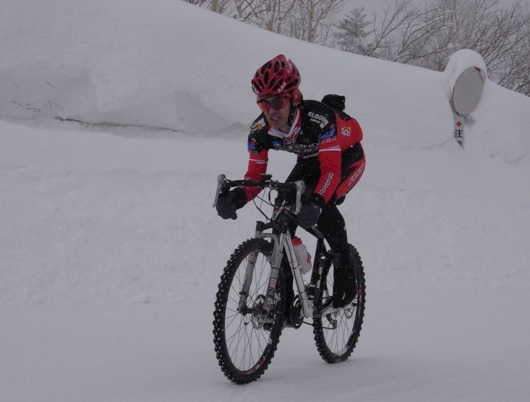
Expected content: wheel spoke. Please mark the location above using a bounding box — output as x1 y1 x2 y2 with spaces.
213 239 284 383
313 245 365 363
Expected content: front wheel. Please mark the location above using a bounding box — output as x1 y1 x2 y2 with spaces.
313 244 366 363
213 238 285 384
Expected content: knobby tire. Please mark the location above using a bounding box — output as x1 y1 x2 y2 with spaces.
213 238 285 384
313 244 366 363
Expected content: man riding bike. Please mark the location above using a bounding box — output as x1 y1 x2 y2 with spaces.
216 54 365 309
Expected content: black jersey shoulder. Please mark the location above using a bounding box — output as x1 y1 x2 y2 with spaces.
300 99 337 132
247 114 271 154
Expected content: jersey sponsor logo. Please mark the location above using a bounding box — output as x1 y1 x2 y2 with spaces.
347 162 365 186
248 141 258 153
341 127 351 137
284 142 319 155
270 137 318 155
293 143 318 153
251 117 266 132
308 111 329 128
320 137 336 146
318 172 334 196
318 128 336 141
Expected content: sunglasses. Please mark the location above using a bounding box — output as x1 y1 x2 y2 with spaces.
257 97 290 112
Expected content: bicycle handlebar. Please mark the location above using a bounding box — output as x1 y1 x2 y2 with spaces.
213 174 306 215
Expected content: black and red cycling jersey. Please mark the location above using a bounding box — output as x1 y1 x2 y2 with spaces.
243 99 364 204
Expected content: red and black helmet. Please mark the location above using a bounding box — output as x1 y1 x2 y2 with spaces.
251 54 302 103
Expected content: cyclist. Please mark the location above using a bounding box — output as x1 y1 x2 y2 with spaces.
216 54 365 309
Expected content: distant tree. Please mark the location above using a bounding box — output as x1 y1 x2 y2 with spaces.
186 0 530 95
352 0 419 60
189 0 344 45
287 0 345 45
182 0 208 6
334 0 530 96
258 0 297 35
334 7 370 53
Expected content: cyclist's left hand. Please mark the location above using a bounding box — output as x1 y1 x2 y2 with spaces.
216 188 246 220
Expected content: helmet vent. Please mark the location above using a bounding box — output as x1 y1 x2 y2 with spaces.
251 54 301 99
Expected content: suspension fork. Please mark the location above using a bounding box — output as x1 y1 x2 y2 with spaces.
236 221 265 312
237 220 282 314
238 220 293 316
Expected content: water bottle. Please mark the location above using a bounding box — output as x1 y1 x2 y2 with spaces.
291 237 311 274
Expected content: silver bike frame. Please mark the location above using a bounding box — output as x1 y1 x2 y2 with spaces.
214 175 315 321
255 180 314 319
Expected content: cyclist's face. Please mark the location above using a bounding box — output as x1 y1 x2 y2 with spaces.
258 96 291 132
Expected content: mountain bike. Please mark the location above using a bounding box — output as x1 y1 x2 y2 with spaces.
212 174 366 384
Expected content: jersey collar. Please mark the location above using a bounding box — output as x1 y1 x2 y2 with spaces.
268 108 301 142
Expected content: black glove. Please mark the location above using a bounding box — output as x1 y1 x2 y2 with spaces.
297 195 323 227
216 188 247 220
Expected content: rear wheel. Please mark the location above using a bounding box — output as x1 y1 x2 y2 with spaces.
213 238 285 384
313 244 366 363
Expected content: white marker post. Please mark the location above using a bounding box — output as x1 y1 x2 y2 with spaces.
450 66 486 147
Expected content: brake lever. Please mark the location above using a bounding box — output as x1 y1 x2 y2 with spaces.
293 180 305 214
212 174 228 208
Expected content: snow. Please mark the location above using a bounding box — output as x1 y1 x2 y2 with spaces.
1 0 529 400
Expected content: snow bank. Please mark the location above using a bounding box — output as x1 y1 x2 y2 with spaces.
0 0 529 308
2 1 529 160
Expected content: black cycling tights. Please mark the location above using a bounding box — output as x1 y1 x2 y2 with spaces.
289 202 349 255
286 156 353 255
317 203 349 254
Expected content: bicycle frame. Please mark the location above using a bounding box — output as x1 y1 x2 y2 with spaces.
213 173 366 383
214 174 329 321
257 220 315 318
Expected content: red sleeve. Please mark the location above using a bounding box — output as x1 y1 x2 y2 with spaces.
314 142 341 204
315 113 363 204
244 148 268 201
337 115 363 149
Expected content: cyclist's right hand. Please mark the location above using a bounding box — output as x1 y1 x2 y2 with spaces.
216 188 247 220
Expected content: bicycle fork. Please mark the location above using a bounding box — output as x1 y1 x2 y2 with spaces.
237 221 336 329
235 223 283 320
